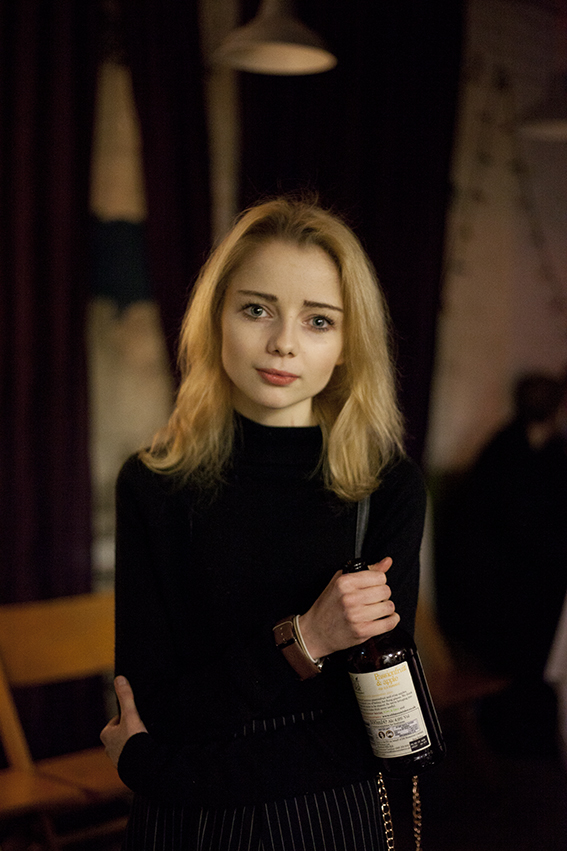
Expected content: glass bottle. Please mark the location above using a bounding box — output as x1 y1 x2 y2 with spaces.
344 558 446 777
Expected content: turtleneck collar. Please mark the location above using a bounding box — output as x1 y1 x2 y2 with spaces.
234 413 323 470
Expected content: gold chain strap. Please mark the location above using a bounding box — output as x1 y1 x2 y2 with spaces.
376 772 395 851
376 772 423 851
412 775 422 851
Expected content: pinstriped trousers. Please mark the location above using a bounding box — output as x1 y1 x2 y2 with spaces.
122 779 386 851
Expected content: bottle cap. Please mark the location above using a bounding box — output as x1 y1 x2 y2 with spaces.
343 558 368 574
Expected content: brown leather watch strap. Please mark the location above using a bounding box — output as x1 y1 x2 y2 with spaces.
273 617 322 680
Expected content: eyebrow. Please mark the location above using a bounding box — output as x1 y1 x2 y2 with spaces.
236 289 344 313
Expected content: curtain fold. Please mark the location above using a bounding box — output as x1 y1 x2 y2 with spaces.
239 0 464 462
0 0 104 760
0 0 99 604
121 0 212 371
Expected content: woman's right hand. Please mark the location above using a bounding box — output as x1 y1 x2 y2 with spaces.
298 558 399 659
100 676 148 768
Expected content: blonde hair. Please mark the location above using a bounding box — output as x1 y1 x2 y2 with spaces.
142 197 405 501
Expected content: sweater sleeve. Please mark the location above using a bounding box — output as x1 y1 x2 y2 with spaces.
114 455 206 798
114 457 181 735
363 456 426 636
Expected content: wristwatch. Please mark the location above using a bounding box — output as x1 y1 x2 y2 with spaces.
273 616 323 680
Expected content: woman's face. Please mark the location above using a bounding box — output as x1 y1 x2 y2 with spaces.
221 239 344 427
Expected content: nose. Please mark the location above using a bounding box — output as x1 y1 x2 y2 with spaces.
267 318 297 357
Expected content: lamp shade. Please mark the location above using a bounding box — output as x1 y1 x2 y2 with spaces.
521 71 567 141
212 0 337 76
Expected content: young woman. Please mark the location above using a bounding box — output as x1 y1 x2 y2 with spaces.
101 197 426 851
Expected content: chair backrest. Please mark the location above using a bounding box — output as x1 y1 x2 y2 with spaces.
0 592 114 687
0 592 115 771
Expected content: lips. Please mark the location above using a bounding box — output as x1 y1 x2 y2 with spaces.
256 368 299 386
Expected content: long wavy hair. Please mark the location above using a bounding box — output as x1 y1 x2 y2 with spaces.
141 197 405 501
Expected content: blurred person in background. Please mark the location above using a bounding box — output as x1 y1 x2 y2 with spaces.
435 372 567 755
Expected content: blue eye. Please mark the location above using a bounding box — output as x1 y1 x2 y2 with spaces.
242 303 266 318
310 315 333 331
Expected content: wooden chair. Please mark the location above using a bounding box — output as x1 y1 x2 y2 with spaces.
0 592 130 849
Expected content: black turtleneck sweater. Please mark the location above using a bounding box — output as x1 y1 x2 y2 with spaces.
114 416 426 806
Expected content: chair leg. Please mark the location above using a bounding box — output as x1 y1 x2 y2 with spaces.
0 813 59 851
36 815 61 851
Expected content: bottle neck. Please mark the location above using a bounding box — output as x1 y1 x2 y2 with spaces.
343 557 368 574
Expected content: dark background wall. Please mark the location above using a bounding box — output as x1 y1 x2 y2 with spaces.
238 0 464 460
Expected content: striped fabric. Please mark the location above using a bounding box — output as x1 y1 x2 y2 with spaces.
122 779 386 851
240 709 324 736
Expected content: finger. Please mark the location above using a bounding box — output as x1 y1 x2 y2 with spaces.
348 610 400 644
343 563 391 591
114 675 138 715
114 676 148 737
352 592 395 623
337 571 387 601
100 715 119 742
368 557 393 572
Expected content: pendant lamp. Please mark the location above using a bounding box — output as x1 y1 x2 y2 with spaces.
212 0 337 76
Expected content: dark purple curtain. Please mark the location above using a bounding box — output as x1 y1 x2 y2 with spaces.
0 0 105 759
239 0 464 463
121 0 212 370
0 0 98 604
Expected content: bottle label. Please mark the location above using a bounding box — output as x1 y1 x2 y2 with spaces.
349 661 430 759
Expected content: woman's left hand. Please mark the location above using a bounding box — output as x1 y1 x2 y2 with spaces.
100 675 148 767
